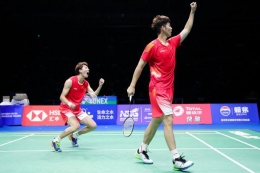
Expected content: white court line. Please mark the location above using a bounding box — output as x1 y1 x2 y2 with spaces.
0 133 218 137
0 147 257 153
184 133 218 135
187 132 255 173
0 134 35 147
215 131 260 151
0 134 146 136
0 131 217 136
0 130 217 134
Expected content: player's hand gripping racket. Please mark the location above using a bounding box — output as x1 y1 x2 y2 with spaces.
123 95 134 137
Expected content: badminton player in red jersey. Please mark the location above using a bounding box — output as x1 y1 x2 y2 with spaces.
127 2 197 171
51 62 105 152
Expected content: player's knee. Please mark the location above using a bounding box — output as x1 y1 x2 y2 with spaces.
153 116 164 124
163 115 173 126
90 122 97 131
71 124 80 131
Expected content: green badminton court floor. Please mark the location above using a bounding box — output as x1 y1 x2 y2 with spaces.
0 127 260 173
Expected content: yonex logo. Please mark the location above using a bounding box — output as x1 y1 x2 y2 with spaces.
26 110 48 121
173 106 184 116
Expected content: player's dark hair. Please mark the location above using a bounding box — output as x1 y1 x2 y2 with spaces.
75 62 88 75
151 15 171 35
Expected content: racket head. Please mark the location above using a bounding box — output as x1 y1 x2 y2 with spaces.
123 116 135 137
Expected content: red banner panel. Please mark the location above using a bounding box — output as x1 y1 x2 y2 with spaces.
172 104 212 124
22 106 65 126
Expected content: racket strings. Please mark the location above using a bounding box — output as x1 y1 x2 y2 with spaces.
123 95 134 137
123 117 134 137
124 118 134 128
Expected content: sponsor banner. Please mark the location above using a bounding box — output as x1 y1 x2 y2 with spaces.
22 106 65 126
81 105 117 125
172 104 212 124
0 107 3 127
117 104 152 125
81 96 117 105
0 105 23 125
117 104 212 125
211 103 259 123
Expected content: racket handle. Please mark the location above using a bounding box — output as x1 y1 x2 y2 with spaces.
129 95 132 102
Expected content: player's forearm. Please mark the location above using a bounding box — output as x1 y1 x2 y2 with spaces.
184 10 195 32
94 85 103 96
130 66 143 88
60 95 70 105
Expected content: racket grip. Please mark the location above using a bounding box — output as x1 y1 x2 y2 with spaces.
129 95 132 102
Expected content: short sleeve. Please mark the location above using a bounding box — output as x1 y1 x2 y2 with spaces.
141 43 154 62
168 35 181 47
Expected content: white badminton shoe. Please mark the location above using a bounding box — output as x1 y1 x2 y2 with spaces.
135 149 153 164
173 154 194 171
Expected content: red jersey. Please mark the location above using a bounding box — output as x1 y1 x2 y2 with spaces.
141 35 181 90
60 76 89 110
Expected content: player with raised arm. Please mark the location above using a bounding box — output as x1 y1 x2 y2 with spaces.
127 2 197 171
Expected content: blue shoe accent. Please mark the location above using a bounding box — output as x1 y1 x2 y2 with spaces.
51 140 62 152
175 162 194 171
68 134 79 147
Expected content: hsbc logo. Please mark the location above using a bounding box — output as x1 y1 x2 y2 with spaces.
26 110 48 121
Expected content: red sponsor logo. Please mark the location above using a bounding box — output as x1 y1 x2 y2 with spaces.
172 104 212 124
22 106 65 126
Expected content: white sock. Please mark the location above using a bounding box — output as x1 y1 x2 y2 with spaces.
139 142 148 152
53 136 61 142
72 131 79 138
171 149 180 160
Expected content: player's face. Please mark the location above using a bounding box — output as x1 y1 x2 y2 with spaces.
80 65 89 78
164 23 172 37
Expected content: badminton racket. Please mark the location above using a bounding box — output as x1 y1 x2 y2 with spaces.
123 95 134 137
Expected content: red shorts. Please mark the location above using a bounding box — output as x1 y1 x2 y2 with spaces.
59 106 83 124
149 87 174 118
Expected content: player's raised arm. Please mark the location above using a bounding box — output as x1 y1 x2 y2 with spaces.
179 2 197 43
87 84 96 98
94 78 105 96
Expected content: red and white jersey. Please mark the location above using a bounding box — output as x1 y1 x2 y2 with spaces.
141 35 181 90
